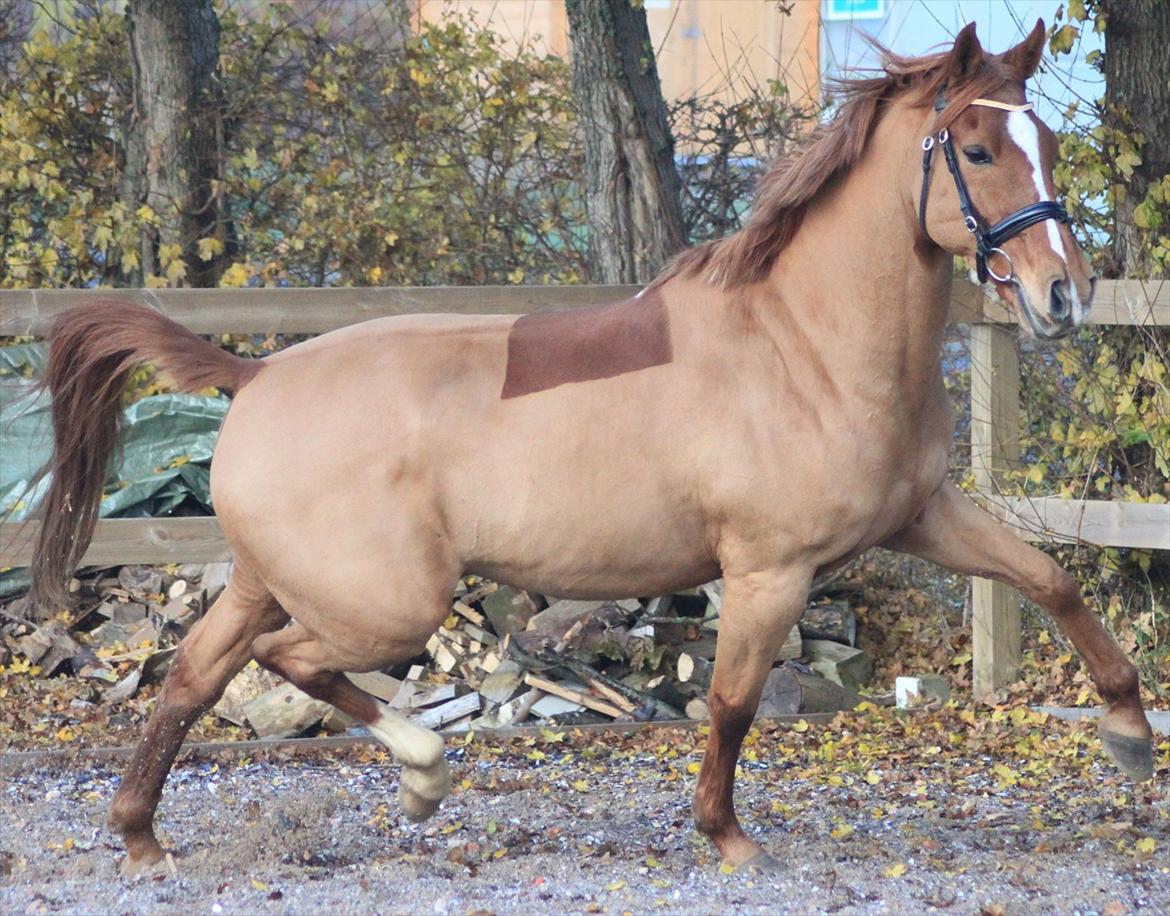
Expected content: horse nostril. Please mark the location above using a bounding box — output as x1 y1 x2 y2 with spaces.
1049 278 1071 321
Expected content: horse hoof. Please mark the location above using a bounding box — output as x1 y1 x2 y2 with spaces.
119 850 170 879
1100 728 1154 781
737 852 783 875
398 761 450 822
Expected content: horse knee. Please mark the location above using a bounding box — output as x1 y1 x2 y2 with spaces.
1022 559 1081 616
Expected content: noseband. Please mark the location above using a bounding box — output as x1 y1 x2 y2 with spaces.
919 88 1070 283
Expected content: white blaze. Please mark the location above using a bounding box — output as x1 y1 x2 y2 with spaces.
1006 110 1066 264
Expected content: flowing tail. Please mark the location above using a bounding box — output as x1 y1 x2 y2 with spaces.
27 301 261 612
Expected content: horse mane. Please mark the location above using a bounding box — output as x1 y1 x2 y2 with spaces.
652 43 1020 290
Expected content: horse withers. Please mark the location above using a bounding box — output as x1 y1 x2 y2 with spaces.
25 21 1152 876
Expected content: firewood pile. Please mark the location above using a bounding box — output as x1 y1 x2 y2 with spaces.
0 563 878 741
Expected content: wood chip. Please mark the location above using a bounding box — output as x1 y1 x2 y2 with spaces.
522 673 623 718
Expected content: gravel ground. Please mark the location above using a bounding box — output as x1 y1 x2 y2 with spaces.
2 719 1168 915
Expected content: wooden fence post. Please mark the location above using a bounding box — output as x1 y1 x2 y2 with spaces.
970 322 1022 699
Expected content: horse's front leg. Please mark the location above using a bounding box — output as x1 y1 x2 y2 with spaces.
886 481 1153 779
694 566 812 870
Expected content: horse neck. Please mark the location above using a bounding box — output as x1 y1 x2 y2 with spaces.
761 117 953 394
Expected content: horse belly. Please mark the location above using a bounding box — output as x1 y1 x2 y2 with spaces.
440 377 720 598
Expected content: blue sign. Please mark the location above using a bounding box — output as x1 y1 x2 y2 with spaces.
824 0 887 21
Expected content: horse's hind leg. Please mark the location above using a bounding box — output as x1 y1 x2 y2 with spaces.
886 482 1152 779
251 623 450 820
108 566 288 874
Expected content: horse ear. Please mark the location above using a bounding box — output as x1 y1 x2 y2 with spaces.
1001 19 1046 80
949 22 984 82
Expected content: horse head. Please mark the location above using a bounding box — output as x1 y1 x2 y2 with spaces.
916 20 1096 339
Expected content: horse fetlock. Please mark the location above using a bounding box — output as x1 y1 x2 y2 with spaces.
108 789 154 836
398 757 450 822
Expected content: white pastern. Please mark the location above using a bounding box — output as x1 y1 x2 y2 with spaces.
368 705 445 770
1006 110 1066 265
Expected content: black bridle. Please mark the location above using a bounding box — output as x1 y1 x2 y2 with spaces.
918 88 1070 283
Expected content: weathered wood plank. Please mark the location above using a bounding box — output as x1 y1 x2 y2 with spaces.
988 496 1170 550
0 286 642 336
2 279 1163 338
970 323 1022 700
951 277 1169 326
1 517 230 568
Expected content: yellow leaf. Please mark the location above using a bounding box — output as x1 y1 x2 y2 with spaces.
884 862 907 878
220 262 252 288
242 147 259 170
865 771 881 785
1136 837 1156 854
197 237 224 262
792 719 809 733
719 862 736 875
605 879 626 891
685 761 702 775
572 780 588 791
250 878 268 892
830 824 854 840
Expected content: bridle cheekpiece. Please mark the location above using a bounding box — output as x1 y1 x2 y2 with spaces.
918 87 1070 283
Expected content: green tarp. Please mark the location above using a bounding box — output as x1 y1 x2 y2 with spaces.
1 343 229 592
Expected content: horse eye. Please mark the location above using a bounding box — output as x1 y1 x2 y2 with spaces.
963 145 993 165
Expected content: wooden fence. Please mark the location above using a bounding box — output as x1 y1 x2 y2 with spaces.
2 280 1168 698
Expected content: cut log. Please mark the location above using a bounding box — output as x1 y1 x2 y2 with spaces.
215 664 282 725
345 671 404 704
531 695 586 717
408 683 460 709
16 624 79 676
523 673 624 718
480 586 538 637
427 639 459 673
682 634 718 660
201 562 232 604
794 671 862 713
583 675 637 713
479 660 524 705
476 687 543 728
777 624 803 661
242 682 330 738
452 600 485 626
804 639 873 691
799 600 857 647
412 692 481 730
757 667 802 717
677 652 713 689
685 698 710 720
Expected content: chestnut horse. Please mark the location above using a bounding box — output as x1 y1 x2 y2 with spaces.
28 22 1152 875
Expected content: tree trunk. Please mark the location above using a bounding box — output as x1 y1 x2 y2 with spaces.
123 0 224 287
1100 0 1170 277
566 0 687 283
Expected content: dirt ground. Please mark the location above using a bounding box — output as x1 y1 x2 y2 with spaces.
2 715 1168 915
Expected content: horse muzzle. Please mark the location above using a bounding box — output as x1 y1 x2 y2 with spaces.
1012 273 1094 340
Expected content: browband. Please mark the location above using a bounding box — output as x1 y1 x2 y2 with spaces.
968 98 1033 112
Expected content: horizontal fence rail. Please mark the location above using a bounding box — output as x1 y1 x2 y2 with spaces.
2 280 1167 697
2 278 1166 337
